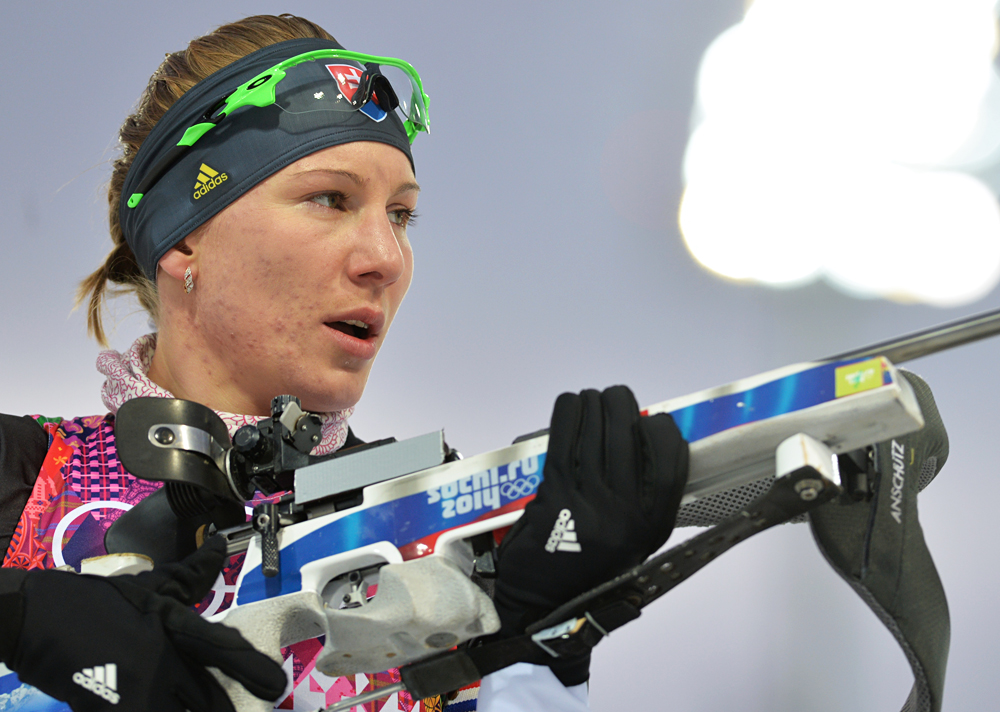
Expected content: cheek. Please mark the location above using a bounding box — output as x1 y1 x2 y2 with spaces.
202 210 323 294
196 226 309 343
386 244 414 321
399 241 416 293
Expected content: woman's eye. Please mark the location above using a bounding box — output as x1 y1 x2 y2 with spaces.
389 208 418 228
311 192 346 210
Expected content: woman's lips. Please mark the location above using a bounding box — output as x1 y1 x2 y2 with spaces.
324 321 379 360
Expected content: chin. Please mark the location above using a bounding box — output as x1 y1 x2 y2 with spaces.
295 376 367 414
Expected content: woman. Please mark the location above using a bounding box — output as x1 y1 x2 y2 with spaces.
0 14 688 712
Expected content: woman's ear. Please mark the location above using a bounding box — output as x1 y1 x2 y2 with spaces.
157 240 195 283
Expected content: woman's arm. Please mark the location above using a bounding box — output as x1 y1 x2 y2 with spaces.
482 386 688 709
0 538 288 711
0 414 47 557
479 664 589 712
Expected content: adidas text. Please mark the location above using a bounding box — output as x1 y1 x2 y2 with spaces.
545 508 581 553
193 163 228 200
72 664 120 705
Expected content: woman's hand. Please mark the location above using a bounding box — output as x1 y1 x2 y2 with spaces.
0 537 287 711
492 385 689 685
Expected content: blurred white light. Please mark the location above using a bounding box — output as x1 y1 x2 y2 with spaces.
681 0 1000 306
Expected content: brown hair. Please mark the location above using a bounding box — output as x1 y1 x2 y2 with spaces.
77 14 335 346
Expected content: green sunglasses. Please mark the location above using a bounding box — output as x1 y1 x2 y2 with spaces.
128 49 430 209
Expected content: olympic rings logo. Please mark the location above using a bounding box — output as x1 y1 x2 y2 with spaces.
500 475 539 499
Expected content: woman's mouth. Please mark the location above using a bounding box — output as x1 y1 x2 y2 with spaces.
324 319 379 360
327 319 370 339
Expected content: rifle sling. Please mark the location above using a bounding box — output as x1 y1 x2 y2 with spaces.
809 371 950 712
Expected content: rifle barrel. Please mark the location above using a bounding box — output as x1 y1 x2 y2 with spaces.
829 306 1000 364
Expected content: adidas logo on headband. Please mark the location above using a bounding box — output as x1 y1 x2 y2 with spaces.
193 163 228 200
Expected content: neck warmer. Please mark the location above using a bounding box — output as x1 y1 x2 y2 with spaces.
96 333 351 456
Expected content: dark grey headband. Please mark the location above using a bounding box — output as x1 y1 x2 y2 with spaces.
120 38 414 280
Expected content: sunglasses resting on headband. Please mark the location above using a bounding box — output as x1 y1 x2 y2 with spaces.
127 49 430 209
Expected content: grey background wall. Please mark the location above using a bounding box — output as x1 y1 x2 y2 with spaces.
2 2 997 709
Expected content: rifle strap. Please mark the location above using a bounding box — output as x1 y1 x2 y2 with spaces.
809 370 950 712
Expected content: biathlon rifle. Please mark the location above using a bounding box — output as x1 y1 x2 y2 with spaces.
104 306 1000 712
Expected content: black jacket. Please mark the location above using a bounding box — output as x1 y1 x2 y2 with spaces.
0 414 365 591
0 415 48 559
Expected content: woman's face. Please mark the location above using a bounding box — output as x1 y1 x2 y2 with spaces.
179 140 417 414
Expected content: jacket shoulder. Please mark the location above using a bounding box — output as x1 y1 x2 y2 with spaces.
0 414 51 559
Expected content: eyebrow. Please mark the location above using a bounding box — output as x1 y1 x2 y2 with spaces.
290 168 420 195
394 180 422 195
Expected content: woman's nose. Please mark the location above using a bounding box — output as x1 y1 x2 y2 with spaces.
348 210 406 287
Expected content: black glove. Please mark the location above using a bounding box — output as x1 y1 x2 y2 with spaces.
0 537 287 711
493 386 689 685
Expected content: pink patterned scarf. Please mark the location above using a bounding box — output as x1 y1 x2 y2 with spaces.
97 334 352 456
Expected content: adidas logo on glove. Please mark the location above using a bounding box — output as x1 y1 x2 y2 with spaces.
545 508 582 553
72 663 120 705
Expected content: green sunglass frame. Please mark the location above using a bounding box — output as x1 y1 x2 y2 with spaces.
127 49 429 209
